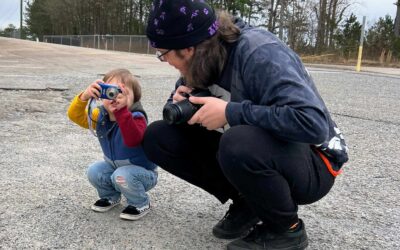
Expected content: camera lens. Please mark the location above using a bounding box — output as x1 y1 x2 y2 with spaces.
163 104 181 125
163 99 198 125
106 88 119 99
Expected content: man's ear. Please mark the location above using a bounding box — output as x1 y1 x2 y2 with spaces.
183 46 195 59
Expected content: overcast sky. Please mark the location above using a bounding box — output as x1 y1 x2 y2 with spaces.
0 0 398 29
355 0 398 25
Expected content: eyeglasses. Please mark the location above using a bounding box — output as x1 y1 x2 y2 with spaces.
156 49 172 62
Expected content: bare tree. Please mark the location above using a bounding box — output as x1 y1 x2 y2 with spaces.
285 0 309 49
327 0 351 48
313 0 351 53
265 0 280 33
315 0 327 53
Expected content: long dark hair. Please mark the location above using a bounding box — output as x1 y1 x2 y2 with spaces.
183 11 240 89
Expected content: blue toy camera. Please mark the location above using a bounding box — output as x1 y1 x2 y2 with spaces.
99 83 122 100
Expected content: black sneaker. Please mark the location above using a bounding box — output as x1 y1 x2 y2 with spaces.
120 204 151 221
227 219 309 250
213 198 260 239
91 198 120 212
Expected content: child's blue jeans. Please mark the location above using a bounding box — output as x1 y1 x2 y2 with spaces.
87 161 158 208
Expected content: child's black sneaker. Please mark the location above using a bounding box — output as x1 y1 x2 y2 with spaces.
91 198 120 212
120 204 151 220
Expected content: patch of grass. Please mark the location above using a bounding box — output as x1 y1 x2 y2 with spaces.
300 54 400 68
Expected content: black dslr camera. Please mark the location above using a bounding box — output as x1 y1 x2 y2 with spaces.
163 88 211 125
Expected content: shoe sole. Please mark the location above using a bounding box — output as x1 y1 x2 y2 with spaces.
227 239 308 250
91 202 119 212
213 218 261 239
120 208 150 221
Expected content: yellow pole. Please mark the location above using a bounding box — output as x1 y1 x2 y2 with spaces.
356 16 366 72
356 46 363 72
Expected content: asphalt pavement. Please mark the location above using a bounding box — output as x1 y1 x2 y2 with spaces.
0 37 399 249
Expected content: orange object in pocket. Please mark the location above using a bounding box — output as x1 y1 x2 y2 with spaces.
316 150 343 177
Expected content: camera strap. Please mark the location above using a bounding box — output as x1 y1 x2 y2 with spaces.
87 98 98 137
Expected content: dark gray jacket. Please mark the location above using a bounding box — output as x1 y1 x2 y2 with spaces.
171 20 349 170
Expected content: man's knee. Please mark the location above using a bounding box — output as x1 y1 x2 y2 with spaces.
143 120 168 160
219 126 257 172
143 121 167 147
218 126 276 176
219 125 260 158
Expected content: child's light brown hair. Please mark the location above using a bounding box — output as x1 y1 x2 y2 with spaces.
103 68 141 102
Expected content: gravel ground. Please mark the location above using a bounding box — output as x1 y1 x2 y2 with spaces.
0 37 399 249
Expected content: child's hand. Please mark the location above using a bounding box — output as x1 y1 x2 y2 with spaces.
106 83 134 113
80 80 103 101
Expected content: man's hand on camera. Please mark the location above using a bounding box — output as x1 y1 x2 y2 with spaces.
188 96 228 130
172 85 193 103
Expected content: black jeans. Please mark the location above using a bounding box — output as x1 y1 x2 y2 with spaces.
143 120 335 233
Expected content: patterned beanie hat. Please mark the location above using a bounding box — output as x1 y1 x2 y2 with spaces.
146 0 219 49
